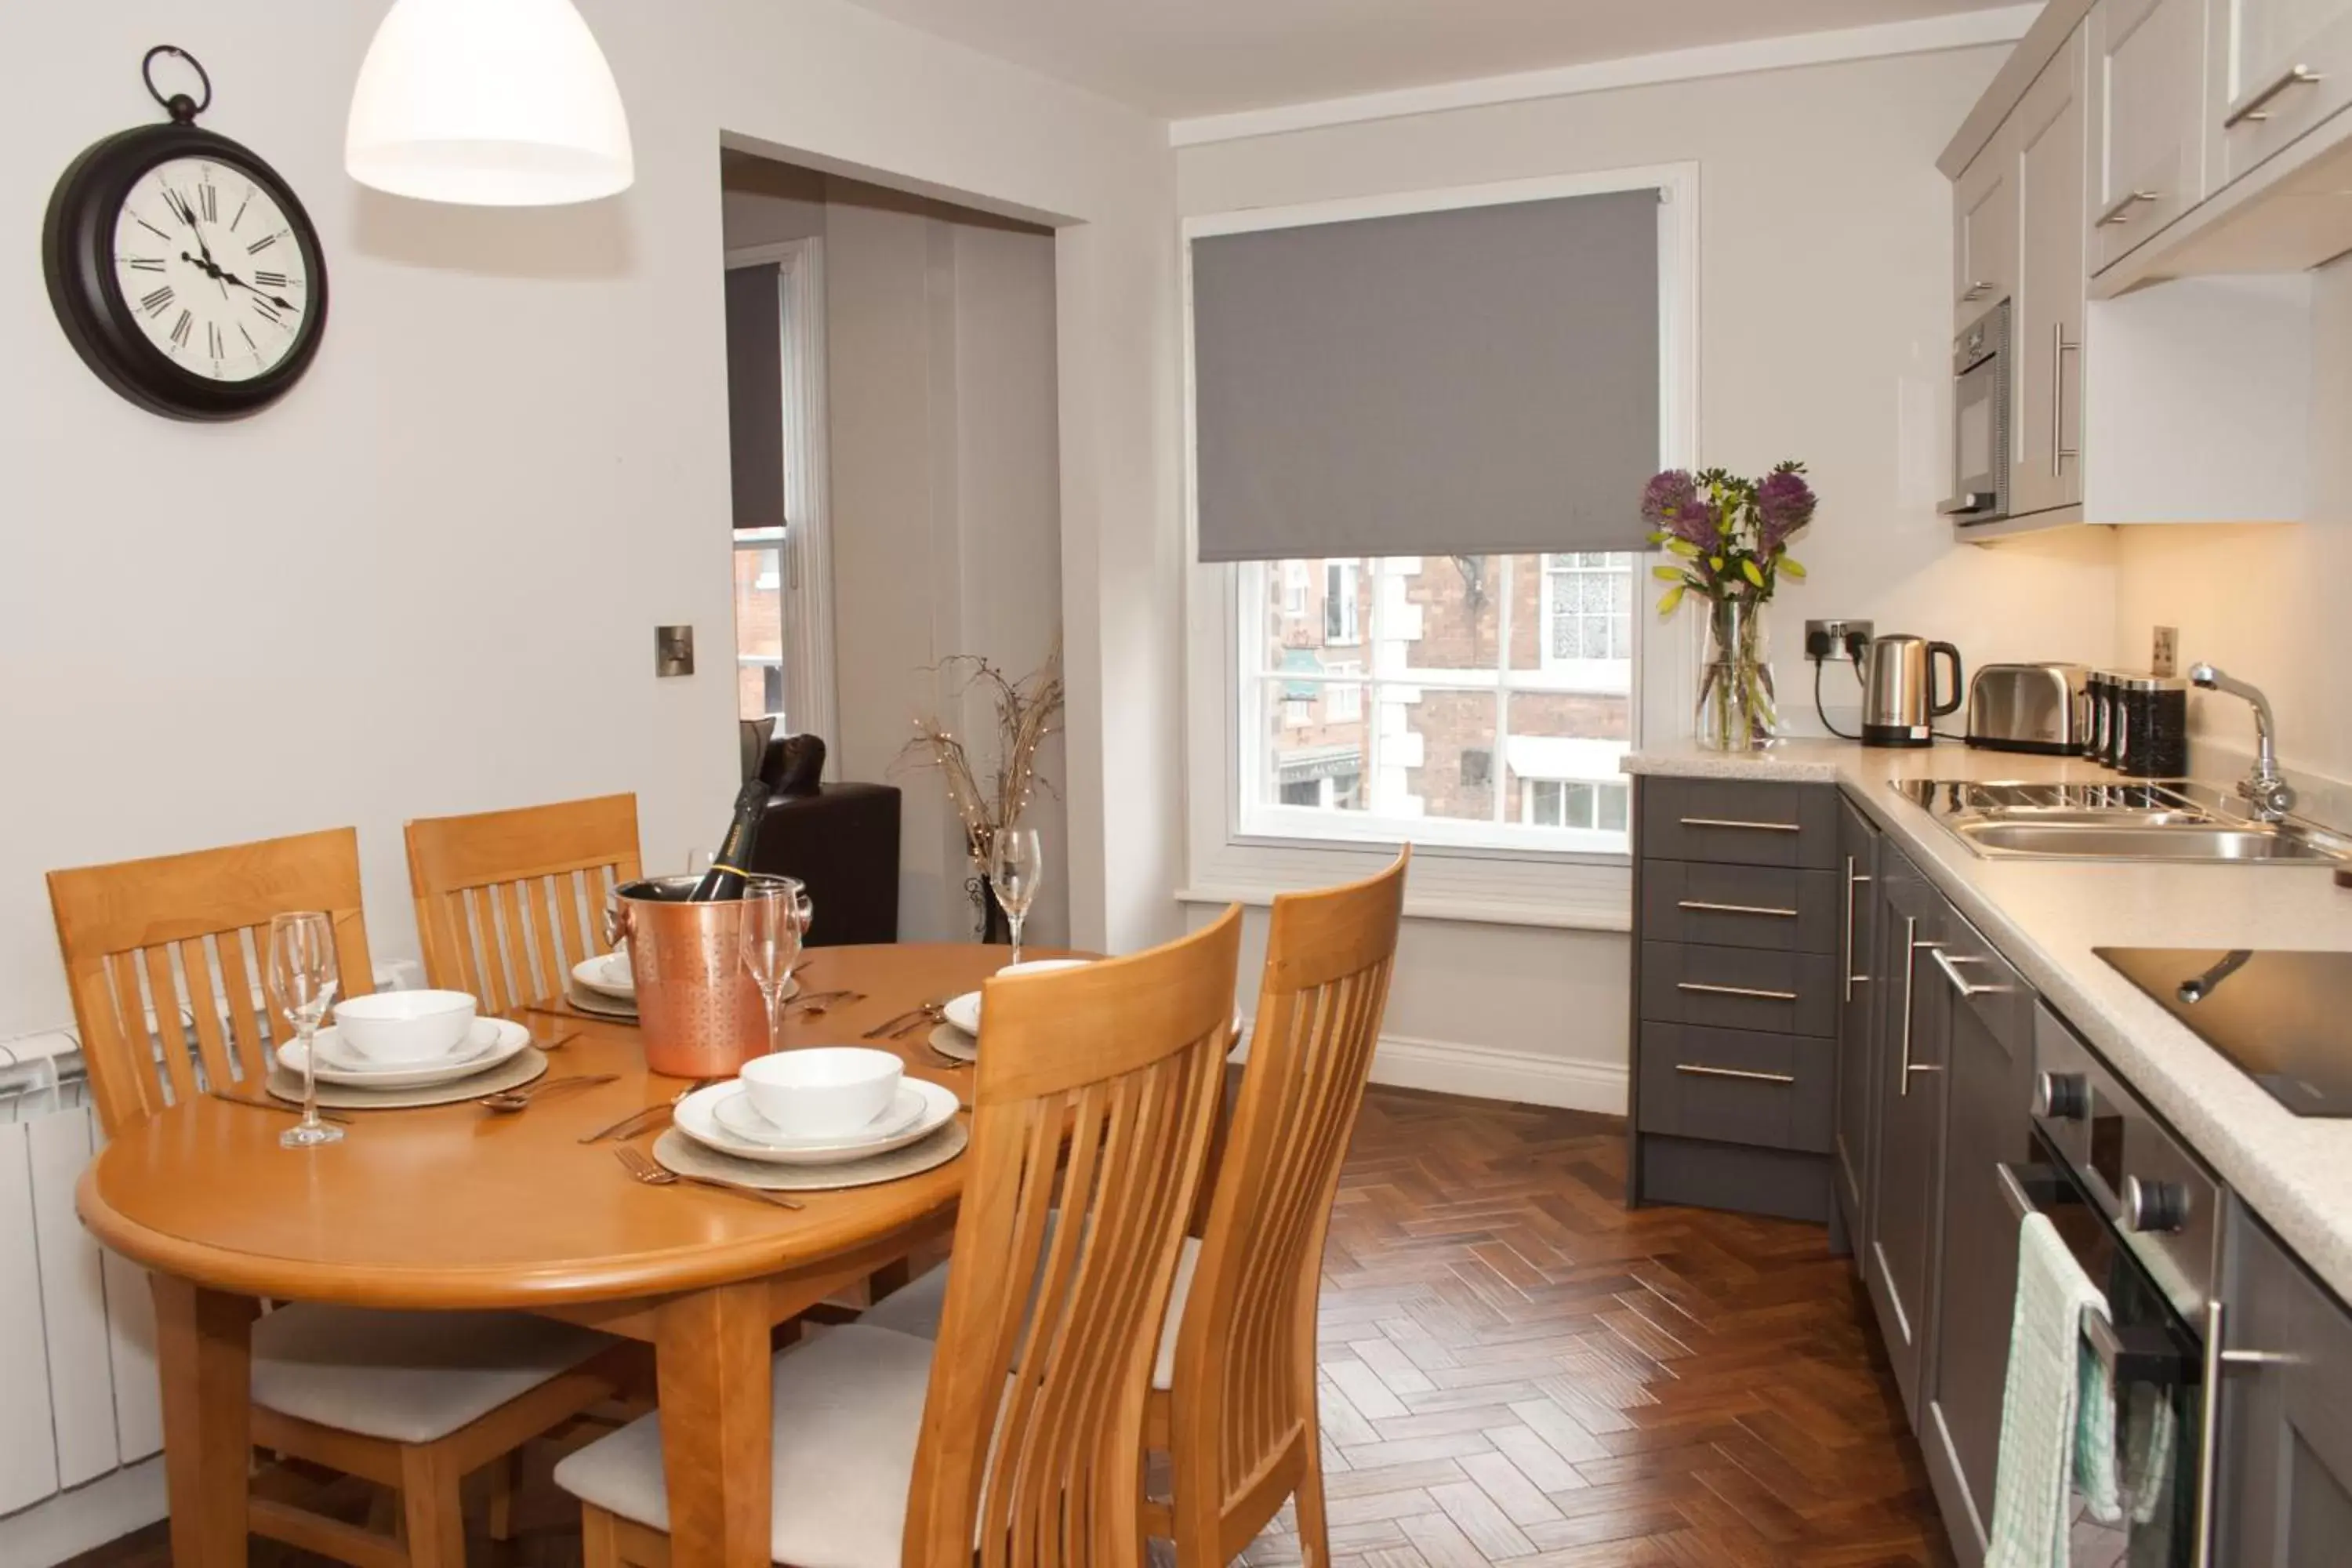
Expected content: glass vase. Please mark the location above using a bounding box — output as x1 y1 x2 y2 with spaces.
1695 598 1777 752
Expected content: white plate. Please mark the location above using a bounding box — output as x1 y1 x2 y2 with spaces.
929 1023 978 1063
674 1078 959 1167
713 1081 928 1149
939 957 1092 1036
572 951 635 1000
281 1018 532 1089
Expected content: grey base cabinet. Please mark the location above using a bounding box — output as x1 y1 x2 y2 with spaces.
1627 779 1840 1226
1834 797 1881 1265
2215 1196 2352 1566
1863 847 1947 1425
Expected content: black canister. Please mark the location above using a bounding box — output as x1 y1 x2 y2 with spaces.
2085 670 2117 764
2114 674 2188 778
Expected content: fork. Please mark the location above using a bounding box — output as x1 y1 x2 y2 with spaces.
786 989 862 1020
613 1144 804 1209
891 1002 948 1040
479 1073 618 1113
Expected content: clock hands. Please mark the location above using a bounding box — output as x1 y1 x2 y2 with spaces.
178 250 299 316
162 188 218 269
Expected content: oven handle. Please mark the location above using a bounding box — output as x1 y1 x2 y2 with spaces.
1996 1161 2198 1387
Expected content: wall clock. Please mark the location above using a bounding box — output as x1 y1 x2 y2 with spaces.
43 48 329 421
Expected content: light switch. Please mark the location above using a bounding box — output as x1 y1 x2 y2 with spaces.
655 625 695 677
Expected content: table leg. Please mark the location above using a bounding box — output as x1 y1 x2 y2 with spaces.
655 1280 773 1568
151 1276 258 1568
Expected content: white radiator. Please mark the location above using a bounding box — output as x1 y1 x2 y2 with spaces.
0 1040 165 1522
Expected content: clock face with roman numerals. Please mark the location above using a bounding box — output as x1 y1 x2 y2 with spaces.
45 122 329 420
111 157 309 383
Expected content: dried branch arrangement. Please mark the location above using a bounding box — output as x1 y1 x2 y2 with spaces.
893 641 1065 869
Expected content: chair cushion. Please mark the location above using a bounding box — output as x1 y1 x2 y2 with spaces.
249 1303 612 1446
554 1323 933 1568
857 1237 1202 1392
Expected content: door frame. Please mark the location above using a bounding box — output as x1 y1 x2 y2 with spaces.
724 238 839 777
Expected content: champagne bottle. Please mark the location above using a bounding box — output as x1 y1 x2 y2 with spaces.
686 778 771 902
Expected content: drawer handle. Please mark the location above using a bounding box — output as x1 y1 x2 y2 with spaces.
1674 1063 1796 1085
1676 981 1798 1002
1932 946 2008 999
1844 855 1871 1002
1678 816 1799 833
1676 899 1798 919
2095 189 2159 227
2225 63 2322 129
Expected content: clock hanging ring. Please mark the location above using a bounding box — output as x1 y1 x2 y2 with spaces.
44 46 330 420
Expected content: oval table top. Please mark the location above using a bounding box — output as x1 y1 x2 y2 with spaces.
78 942 1061 1309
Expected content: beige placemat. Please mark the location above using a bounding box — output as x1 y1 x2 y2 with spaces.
927 1023 977 1063
653 1118 967 1192
266 1048 548 1110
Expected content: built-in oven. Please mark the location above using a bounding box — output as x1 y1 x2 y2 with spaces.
2001 1006 2220 1568
1944 299 2011 525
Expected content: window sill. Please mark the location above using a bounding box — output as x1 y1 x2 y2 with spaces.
1177 881 1631 933
1178 837 1632 933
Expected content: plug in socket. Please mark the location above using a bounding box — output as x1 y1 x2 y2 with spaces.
1804 619 1875 661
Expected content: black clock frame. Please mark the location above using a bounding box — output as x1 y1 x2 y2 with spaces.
43 121 330 422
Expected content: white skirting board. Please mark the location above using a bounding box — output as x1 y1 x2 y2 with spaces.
0 1459 165 1567
1368 1033 1628 1115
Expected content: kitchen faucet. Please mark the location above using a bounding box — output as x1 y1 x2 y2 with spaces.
2187 662 2294 820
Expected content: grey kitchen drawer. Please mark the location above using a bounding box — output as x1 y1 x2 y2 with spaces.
1639 940 1838 1037
1637 1023 1833 1153
1639 862 1839 953
1637 778 1838 869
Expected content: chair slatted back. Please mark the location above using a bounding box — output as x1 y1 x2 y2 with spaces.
47 829 376 1136
1175 851 1408 1553
404 794 641 1014
904 906 1243 1568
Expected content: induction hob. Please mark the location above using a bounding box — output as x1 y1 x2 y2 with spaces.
2097 947 2352 1116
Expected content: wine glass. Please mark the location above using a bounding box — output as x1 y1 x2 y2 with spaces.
990 828 1044 967
788 884 815 975
268 912 342 1149
740 877 804 1057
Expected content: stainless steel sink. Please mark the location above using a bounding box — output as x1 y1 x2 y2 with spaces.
1889 779 2352 864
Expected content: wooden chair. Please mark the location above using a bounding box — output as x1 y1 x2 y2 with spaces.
857 853 1409 1566
1153 850 1406 1566
553 905 1246 1568
404 793 642 1011
49 828 632 1568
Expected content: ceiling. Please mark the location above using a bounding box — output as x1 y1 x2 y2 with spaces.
838 0 2033 121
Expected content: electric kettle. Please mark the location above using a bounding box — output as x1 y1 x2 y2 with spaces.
1861 635 1964 747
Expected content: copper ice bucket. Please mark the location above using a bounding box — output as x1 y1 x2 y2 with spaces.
605 876 766 1078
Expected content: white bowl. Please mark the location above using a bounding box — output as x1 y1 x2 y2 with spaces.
739 1047 905 1139
331 990 478 1063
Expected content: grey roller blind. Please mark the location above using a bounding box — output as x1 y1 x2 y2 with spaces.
725 266 785 533
1192 190 1660 563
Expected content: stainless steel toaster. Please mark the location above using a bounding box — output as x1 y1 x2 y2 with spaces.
1965 662 2088 753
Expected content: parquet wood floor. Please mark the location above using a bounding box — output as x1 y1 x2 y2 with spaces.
67 1087 1951 1568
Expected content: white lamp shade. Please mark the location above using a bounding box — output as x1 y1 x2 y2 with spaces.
347 0 633 206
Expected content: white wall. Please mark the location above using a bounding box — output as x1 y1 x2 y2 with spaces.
1175 45 2122 1109
2109 255 2352 786
0 0 1174 1055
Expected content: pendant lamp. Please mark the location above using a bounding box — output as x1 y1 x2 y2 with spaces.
347 0 633 206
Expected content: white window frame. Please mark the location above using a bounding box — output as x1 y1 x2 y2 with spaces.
724 237 838 776
1537 552 1636 692
1281 561 1309 616
1178 163 1699 929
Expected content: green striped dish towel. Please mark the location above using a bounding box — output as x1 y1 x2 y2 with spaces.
1986 1210 2114 1568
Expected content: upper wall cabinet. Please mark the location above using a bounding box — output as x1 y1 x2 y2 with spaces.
2089 0 2209 273
2013 33 2088 517
1953 137 2019 328
2209 0 2352 190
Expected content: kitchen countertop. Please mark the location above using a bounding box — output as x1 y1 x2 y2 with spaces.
1624 735 2352 1304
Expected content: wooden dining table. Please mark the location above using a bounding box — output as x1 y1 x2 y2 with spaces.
76 941 1068 1568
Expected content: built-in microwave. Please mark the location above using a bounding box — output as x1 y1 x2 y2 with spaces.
1943 299 2010 525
